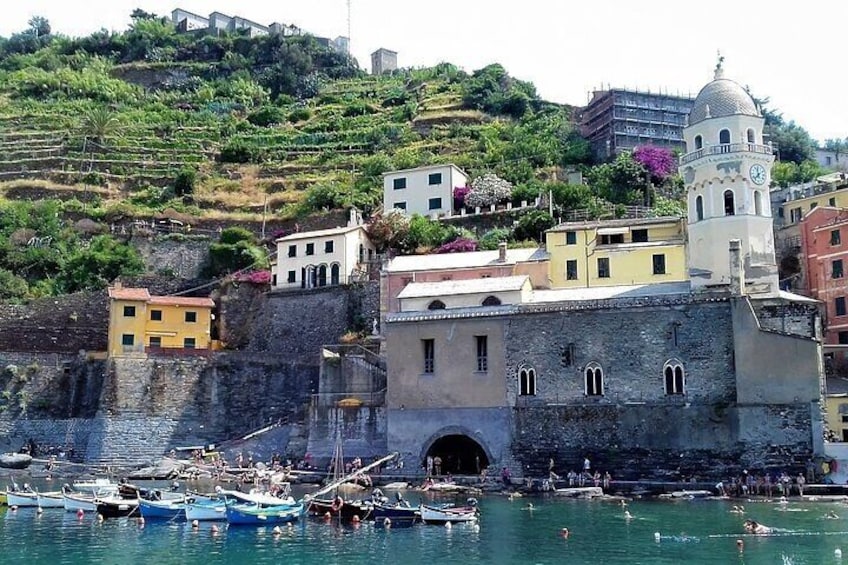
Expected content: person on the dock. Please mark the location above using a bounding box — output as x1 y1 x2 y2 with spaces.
434 456 442 476
603 471 611 490
501 466 511 487
796 473 806 496
426 455 434 477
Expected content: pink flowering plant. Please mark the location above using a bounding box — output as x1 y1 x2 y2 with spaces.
453 185 471 210
633 145 676 183
433 237 478 254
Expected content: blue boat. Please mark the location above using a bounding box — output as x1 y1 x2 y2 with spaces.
139 498 186 521
225 502 304 526
373 504 418 528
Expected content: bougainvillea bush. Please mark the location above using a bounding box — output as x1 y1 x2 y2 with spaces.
433 237 478 254
466 174 513 208
633 145 676 183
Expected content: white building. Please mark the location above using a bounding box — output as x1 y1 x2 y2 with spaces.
397 276 532 312
815 148 848 172
382 164 468 218
679 64 779 294
208 11 269 36
171 9 208 31
274 211 376 290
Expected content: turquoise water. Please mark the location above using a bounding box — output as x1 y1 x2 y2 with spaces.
2 491 848 564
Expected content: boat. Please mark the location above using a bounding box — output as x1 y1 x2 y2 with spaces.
63 493 98 513
36 493 65 508
185 499 227 521
0 492 6 506
139 498 186 521
96 497 139 518
72 479 119 497
373 503 418 527
225 502 303 526
307 496 373 521
419 502 479 524
218 488 296 508
0 453 32 470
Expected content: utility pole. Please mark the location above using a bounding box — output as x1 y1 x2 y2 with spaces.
347 0 352 53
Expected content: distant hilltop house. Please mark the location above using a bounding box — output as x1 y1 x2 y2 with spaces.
371 48 397 75
383 164 469 218
171 8 348 51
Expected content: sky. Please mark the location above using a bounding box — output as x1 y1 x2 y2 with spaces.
2 0 846 143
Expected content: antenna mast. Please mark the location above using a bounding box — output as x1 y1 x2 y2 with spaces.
347 0 352 53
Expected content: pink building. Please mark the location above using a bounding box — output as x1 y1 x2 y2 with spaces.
800 206 847 345
381 243 549 314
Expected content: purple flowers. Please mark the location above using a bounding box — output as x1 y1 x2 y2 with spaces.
433 237 478 254
453 185 471 209
633 145 676 181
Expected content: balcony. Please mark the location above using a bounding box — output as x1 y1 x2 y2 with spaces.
680 143 773 165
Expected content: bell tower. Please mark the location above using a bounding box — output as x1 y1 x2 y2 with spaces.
679 62 779 294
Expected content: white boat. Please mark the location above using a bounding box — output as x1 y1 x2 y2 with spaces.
72 479 119 496
6 491 39 507
419 503 479 524
36 493 65 508
185 499 227 521
218 489 296 507
63 493 98 512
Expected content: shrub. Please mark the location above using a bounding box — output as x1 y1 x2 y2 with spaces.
478 228 513 250
434 237 478 254
174 167 196 197
453 186 471 209
219 226 256 245
466 174 513 208
366 209 410 253
288 107 312 123
513 210 555 243
342 101 376 117
247 105 286 127
219 139 263 163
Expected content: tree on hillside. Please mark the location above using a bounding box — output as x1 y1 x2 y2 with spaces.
824 138 847 165
27 17 51 38
130 9 160 21
466 174 513 207
56 236 144 293
462 63 538 119
586 152 653 206
769 121 815 164
82 107 120 147
633 145 676 184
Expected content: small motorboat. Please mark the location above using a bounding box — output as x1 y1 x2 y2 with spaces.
0 453 32 470
225 502 303 526
307 496 373 521
72 479 119 497
139 498 186 521
36 493 65 508
63 493 97 513
218 489 296 508
374 503 418 527
419 501 479 525
185 499 227 521
6 491 39 507
96 497 139 518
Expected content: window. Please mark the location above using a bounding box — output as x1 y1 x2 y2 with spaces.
519 365 536 396
754 191 763 215
832 230 842 246
585 362 604 396
837 297 847 316
121 334 135 346
422 339 435 374
325 240 334 253
724 190 735 216
149 337 161 348
561 343 575 367
475 336 488 372
719 129 731 144
393 177 407 190
288 245 296 258
566 260 578 280
318 265 327 287
696 195 704 221
428 172 442 185
840 331 848 345
811 202 818 210
184 337 196 349
306 243 315 256
428 197 442 210
150 309 162 321
834 260 844 279
600 234 624 245
652 254 666 275
482 295 502 306
185 311 197 323
597 257 610 278
428 300 446 310
287 270 296 283
830 197 837 207
632 229 648 243
790 207 802 223
694 135 703 150
123 305 136 317
394 202 407 211
565 231 577 245
664 361 685 395
746 128 756 144
330 264 340 285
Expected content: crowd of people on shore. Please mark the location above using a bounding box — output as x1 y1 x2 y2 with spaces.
714 463 818 498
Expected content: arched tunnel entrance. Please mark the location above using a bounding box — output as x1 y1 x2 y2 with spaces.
425 434 489 475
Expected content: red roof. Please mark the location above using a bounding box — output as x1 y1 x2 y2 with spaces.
147 296 215 308
108 287 151 301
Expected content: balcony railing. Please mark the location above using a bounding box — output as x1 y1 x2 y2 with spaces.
680 143 773 165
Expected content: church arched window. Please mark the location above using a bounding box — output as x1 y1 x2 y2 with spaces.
518 365 536 396
746 128 756 144
694 135 703 150
754 191 763 216
482 295 502 307
696 195 704 221
427 300 446 310
663 360 685 395
584 362 604 396
719 129 731 144
724 190 735 216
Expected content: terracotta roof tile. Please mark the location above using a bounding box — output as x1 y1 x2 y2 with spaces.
108 287 151 301
147 296 215 308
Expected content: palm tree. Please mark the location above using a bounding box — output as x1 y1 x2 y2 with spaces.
82 107 119 147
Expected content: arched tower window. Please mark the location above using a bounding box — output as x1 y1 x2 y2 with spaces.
696 195 704 221
427 300 446 310
518 365 536 396
746 128 756 144
330 263 340 285
694 135 703 150
724 190 735 216
584 362 604 396
754 191 763 216
719 129 731 144
482 295 502 306
664 360 685 395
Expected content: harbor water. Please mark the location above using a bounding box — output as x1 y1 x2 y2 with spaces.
2 489 847 564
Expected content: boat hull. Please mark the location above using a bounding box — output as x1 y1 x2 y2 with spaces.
63 494 97 513
308 498 372 521
36 494 65 508
185 501 226 521
419 504 478 524
374 505 418 527
6 492 38 507
0 454 32 470
139 499 185 521
225 503 303 526
96 499 139 518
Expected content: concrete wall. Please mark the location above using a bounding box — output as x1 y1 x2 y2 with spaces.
306 406 386 463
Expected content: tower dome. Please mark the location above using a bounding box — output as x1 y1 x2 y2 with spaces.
688 70 760 126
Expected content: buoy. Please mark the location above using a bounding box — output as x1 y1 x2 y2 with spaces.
445 522 452 529
138 517 145 525
471 523 480 532
272 526 282 535
97 514 104 522
383 517 391 528
654 532 661 542
624 510 633 520
10 505 17 511
836 548 843 558
76 509 84 519
211 525 219 535
323 511 332 521
36 506 43 514
352 515 360 523
561 527 569 539
287 522 294 529
736 539 744 551
191 520 199 529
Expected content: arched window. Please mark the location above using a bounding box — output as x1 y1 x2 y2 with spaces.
694 135 703 150
724 190 735 216
330 263 340 285
519 365 536 396
482 295 502 306
584 362 604 396
317 264 328 287
746 128 756 144
754 191 763 216
427 300 446 310
719 129 731 144
696 195 704 221
664 360 685 395
301 267 307 289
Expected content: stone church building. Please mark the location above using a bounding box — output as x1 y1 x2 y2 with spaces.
382 67 825 479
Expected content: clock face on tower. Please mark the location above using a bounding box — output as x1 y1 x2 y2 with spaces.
750 164 767 185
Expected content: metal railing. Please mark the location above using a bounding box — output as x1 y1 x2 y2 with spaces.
311 389 386 408
680 143 773 165
322 343 386 371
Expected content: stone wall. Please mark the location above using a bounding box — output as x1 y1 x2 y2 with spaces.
752 299 820 338
0 292 108 353
306 406 387 464
131 234 212 279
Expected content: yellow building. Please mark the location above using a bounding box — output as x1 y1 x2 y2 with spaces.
546 216 688 288
107 285 215 357
782 180 848 225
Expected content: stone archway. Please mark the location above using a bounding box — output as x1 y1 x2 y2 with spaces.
420 426 492 476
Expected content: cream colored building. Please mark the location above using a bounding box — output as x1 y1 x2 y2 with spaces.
397 275 532 312
382 164 468 217
679 66 779 294
274 213 376 290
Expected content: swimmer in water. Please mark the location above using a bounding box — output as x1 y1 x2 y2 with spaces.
825 510 840 519
524 502 535 511
743 519 772 535
624 510 633 520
